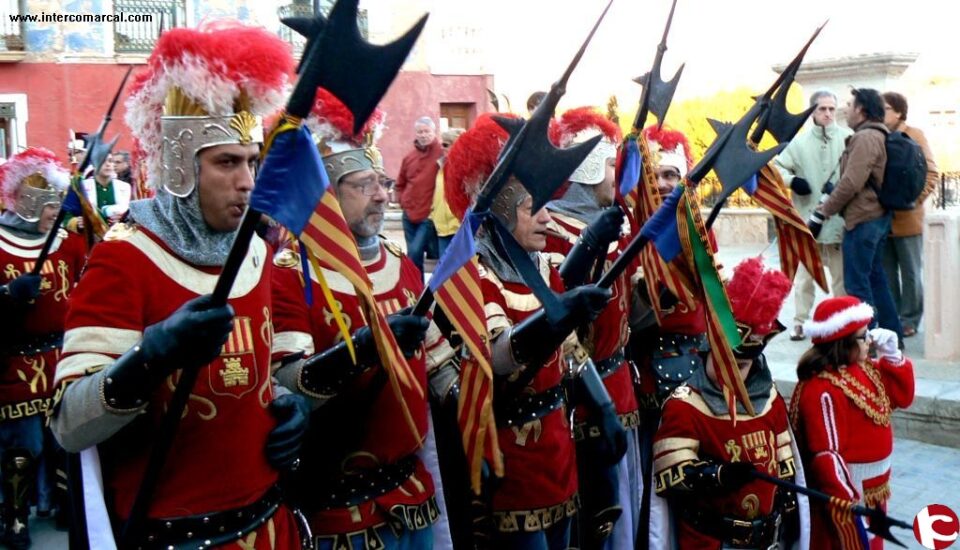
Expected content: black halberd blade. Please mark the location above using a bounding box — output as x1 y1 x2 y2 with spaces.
284 0 427 132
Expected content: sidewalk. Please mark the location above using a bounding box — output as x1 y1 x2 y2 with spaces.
715 243 960 449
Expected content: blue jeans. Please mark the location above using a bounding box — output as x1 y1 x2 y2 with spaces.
494 515 573 550
314 524 433 550
437 235 454 259
402 214 438 281
842 214 903 340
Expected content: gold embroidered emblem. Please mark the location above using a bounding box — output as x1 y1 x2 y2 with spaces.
230 111 258 144
209 317 260 399
324 301 351 341
741 429 775 465
220 357 250 388
39 278 51 291
55 259 70 302
725 438 743 462
512 419 543 447
17 357 47 394
4 264 19 279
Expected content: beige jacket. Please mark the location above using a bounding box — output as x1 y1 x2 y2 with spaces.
890 123 939 237
820 121 888 230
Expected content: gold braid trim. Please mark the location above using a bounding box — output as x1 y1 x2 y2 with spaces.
819 364 891 427
863 482 891 508
494 494 579 533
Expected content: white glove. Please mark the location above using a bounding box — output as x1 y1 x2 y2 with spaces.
868 328 901 362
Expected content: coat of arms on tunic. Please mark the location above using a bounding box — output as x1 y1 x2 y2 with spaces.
209 316 260 398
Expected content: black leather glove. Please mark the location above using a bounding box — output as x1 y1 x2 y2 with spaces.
672 459 755 493
508 285 612 370
388 308 430 359
101 295 235 410
821 181 835 195
585 206 625 246
265 393 311 470
717 461 755 489
140 295 235 373
572 360 627 466
807 209 826 239
789 176 811 196
558 206 624 289
0 273 42 306
299 310 428 398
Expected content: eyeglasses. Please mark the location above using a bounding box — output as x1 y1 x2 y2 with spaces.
657 170 682 182
341 174 393 196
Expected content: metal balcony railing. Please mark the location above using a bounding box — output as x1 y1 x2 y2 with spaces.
277 0 367 59
1 0 25 52
113 0 184 54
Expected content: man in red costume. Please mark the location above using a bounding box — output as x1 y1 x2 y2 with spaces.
50 23 308 549
271 89 456 550
444 114 623 550
654 258 803 549
544 107 642 549
0 148 85 548
791 296 914 549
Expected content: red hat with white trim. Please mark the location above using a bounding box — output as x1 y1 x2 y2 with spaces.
804 296 874 344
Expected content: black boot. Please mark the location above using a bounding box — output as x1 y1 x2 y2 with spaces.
2 448 34 550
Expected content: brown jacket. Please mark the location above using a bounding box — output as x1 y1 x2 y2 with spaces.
820 121 888 230
890 122 939 237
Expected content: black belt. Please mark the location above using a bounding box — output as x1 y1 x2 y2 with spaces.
312 455 418 510
681 505 781 549
495 385 566 429
6 332 62 356
594 350 626 378
136 485 282 550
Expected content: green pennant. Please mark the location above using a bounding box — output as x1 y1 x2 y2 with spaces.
683 198 741 347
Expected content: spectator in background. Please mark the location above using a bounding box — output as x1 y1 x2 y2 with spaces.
880 92 939 338
396 116 442 279
112 150 132 182
527 91 547 115
66 155 132 232
809 88 903 342
430 128 465 258
775 90 851 340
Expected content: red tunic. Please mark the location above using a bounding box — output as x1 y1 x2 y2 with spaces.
544 212 638 420
790 357 915 550
479 257 579 532
55 224 298 549
271 240 447 535
653 383 796 550
0 226 86 419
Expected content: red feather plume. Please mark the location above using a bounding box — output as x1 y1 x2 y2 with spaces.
443 113 514 220
642 125 694 170
727 257 792 336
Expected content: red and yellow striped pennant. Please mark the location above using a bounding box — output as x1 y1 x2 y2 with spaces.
754 165 828 291
300 192 425 442
635 134 697 321
433 256 504 493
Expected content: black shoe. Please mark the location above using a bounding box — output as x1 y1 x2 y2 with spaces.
2 516 31 550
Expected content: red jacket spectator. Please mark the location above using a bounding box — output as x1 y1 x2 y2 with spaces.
396 139 442 223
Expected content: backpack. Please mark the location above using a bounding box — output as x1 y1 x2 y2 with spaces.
869 130 927 210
